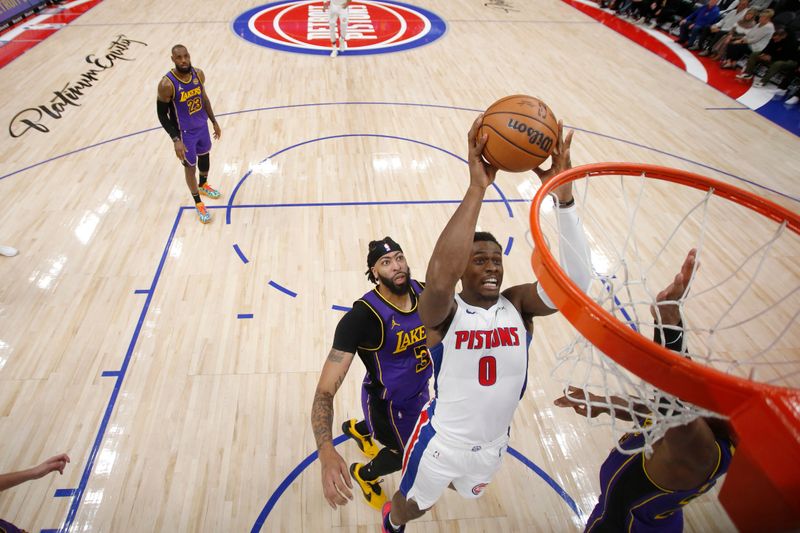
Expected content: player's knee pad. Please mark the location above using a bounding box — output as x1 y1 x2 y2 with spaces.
197 153 210 173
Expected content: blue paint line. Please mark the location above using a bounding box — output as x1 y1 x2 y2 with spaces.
233 243 249 264
1 103 479 184
133 289 150 294
506 446 582 518
504 236 514 256
0 128 158 182
100 371 120 377
250 436 580 532
599 275 639 333
59 207 187 533
2 102 795 203
704 107 750 111
217 198 527 210
53 488 76 498
755 97 800 136
237 313 254 319
225 133 494 224
251 434 348 533
331 304 352 312
491 181 514 218
268 280 297 298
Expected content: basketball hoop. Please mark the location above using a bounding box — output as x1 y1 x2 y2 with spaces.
529 163 800 533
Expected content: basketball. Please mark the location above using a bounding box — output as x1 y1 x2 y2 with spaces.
479 95 559 172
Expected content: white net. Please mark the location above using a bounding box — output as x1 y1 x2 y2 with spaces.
531 169 800 456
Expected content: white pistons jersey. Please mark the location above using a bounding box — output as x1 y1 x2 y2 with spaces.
428 294 531 445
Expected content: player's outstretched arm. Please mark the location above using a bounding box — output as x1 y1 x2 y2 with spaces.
311 348 355 509
505 124 590 318
420 114 498 330
554 386 648 422
556 250 699 424
0 454 70 492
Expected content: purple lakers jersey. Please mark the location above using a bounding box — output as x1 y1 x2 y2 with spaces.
165 68 207 131
585 431 735 532
358 279 431 405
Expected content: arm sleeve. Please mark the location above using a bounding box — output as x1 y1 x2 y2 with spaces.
332 301 382 353
654 320 685 353
536 204 593 309
156 100 180 139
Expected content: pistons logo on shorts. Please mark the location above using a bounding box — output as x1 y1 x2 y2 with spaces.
472 483 488 495
233 0 447 56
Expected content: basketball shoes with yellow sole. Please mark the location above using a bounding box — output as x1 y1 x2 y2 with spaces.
342 419 379 459
350 463 386 510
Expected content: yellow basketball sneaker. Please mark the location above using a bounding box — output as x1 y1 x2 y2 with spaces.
342 419 379 459
350 463 386 510
195 202 211 224
199 183 221 199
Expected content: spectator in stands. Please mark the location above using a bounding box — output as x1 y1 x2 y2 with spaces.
736 28 799 86
710 7 760 59
653 0 697 30
721 8 776 67
677 0 722 49
697 0 751 54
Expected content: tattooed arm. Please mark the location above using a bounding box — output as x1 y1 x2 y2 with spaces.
311 348 356 509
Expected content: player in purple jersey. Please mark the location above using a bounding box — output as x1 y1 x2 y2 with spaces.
156 44 222 223
1 453 70 532
311 237 432 511
556 250 736 533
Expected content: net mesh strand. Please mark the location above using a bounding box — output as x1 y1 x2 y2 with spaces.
532 171 800 456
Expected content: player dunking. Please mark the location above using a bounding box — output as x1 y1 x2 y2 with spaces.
323 0 350 57
381 115 592 532
156 45 222 224
311 238 432 510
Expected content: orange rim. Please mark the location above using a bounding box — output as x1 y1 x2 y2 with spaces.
528 162 800 417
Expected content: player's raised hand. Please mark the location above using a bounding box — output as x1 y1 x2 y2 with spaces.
554 386 606 418
651 248 698 326
533 120 573 184
468 114 499 190
319 447 353 509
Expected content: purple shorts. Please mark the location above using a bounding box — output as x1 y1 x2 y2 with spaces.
0 518 23 532
180 126 211 167
362 387 429 451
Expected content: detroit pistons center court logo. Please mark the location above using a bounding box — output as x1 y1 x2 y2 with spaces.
233 0 446 56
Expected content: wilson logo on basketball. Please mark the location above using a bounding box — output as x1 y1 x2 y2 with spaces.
233 0 446 56
507 119 554 152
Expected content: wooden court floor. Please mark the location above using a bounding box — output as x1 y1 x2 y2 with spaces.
0 0 798 531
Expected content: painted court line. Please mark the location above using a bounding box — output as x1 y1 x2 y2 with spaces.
0 102 795 203
233 243 249 264
267 280 297 298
